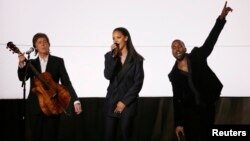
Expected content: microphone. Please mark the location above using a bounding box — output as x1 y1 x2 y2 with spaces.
111 43 119 55
25 47 35 54
114 43 119 47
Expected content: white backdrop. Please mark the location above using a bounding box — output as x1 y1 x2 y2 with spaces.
0 0 250 98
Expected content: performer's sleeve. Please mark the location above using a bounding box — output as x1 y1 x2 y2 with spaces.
104 52 119 80
198 16 226 59
122 60 144 106
169 75 184 127
59 58 79 101
17 62 31 81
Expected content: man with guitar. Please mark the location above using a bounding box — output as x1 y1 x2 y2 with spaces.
17 33 82 141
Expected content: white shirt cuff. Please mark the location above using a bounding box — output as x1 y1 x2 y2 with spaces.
74 100 81 105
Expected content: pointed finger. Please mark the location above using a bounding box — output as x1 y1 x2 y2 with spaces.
224 1 227 9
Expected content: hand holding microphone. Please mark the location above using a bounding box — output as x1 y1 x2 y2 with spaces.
111 43 119 58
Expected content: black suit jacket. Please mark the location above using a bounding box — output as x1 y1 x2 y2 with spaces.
168 17 226 127
104 52 144 117
18 55 78 115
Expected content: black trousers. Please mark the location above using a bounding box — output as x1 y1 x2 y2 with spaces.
104 114 135 141
28 114 60 141
183 105 215 141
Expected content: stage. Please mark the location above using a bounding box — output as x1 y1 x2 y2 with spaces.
1 97 250 141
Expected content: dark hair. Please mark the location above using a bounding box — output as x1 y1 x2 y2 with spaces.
113 27 144 61
172 39 186 48
32 33 50 55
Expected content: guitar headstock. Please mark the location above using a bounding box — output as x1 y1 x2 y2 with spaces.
6 42 21 54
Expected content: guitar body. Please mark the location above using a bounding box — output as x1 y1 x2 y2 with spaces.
32 72 71 115
6 42 71 115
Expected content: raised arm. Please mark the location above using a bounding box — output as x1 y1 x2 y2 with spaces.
197 1 233 59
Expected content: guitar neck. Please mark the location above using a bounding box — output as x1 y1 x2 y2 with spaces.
28 62 41 76
28 63 50 90
16 50 43 78
6 42 50 90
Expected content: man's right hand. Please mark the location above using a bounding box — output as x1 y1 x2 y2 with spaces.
176 126 185 141
220 1 233 20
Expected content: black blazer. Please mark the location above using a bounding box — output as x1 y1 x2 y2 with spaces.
168 17 226 127
18 55 78 115
104 52 144 117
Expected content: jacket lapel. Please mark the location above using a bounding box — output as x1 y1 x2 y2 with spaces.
34 57 42 73
115 53 133 87
45 55 52 72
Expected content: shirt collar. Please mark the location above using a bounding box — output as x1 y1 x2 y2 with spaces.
39 55 49 63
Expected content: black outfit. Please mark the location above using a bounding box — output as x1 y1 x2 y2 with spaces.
104 52 144 141
18 55 79 141
168 17 226 141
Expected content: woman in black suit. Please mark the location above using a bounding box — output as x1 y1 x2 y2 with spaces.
104 27 144 141
17 33 82 141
